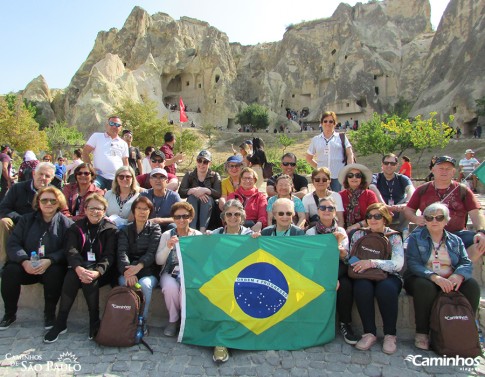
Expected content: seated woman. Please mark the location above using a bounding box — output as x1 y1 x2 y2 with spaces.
156 202 202 337
302 167 344 228
348 203 404 354
338 163 378 233
105 166 142 228
117 196 161 329
266 174 305 228
306 196 357 344
63 163 104 220
43 194 118 343
0 187 73 330
404 202 480 350
178 150 221 233
261 198 305 236
218 156 243 211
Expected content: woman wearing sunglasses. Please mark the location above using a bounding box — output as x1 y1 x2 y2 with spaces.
43 194 117 343
63 163 104 221
338 163 378 233
156 202 202 337
105 166 142 228
218 156 243 211
303 167 344 228
306 196 358 345
404 202 479 351
0 187 73 331
261 198 305 236
348 203 404 354
118 196 161 333
178 150 221 233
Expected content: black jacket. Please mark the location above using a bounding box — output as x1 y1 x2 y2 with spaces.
178 169 222 199
117 221 161 278
7 211 73 264
65 217 118 275
0 180 37 224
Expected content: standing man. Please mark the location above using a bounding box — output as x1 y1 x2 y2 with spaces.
306 111 354 192
404 156 485 262
266 153 308 199
369 153 415 233
0 145 13 202
82 116 129 190
459 149 480 193
160 132 184 177
140 168 181 233
136 150 179 191
122 130 143 175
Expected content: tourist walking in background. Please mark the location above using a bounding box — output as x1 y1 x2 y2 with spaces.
398 156 412 178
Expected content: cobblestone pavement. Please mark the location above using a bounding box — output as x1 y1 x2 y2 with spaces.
0 310 484 377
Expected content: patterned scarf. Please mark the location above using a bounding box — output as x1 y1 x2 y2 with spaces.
346 188 363 227
315 219 338 234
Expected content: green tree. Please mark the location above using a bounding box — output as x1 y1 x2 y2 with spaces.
349 112 453 157
277 134 295 153
236 103 269 131
201 123 218 148
45 121 85 158
115 98 171 148
391 97 413 119
175 129 204 171
0 95 48 153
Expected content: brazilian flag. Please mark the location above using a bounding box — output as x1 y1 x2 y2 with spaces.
474 161 485 185
177 234 339 350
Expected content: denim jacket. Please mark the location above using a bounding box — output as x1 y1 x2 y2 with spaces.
405 227 472 281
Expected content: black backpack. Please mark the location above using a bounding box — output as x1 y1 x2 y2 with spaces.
430 291 482 358
95 286 153 353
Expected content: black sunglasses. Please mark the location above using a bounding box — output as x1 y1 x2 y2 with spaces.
282 162 296 167
108 121 122 128
225 212 242 218
383 161 398 166
322 120 335 124
197 159 210 165
173 214 191 220
276 211 293 217
318 205 335 212
424 215 446 222
347 173 363 179
366 213 383 220
313 177 328 183
76 172 91 176
151 159 164 163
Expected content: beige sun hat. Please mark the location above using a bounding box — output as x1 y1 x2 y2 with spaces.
338 163 373 186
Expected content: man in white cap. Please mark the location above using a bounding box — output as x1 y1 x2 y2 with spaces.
459 149 480 193
140 168 181 232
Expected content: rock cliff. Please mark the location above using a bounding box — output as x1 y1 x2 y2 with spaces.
18 0 485 136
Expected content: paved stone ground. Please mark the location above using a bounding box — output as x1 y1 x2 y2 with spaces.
0 310 484 377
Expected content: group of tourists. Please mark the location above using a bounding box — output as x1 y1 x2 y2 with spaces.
0 112 483 364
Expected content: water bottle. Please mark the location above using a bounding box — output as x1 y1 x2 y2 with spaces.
134 315 144 344
30 251 40 268
476 319 484 347
402 227 409 251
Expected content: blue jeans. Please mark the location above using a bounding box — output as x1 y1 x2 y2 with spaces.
187 195 214 230
452 230 475 249
94 175 113 190
330 178 341 192
118 275 158 320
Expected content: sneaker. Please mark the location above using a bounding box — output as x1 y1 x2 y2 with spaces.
340 322 358 345
44 315 56 330
144 325 149 337
414 333 429 350
0 315 16 330
383 335 397 354
355 333 377 351
88 322 100 340
163 322 178 337
44 325 67 343
213 346 229 363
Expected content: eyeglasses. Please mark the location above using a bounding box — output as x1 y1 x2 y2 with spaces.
87 207 105 212
151 159 163 163
225 212 242 218
313 177 328 183
40 198 58 205
322 120 335 124
424 214 446 222
318 205 335 212
108 121 122 128
366 213 384 220
241 176 255 181
276 211 293 217
197 159 210 165
228 164 241 169
76 171 91 176
173 214 191 220
150 175 167 180
43 159 51 162
118 175 132 180
282 162 296 167
382 161 398 166
347 173 362 179
135 207 151 212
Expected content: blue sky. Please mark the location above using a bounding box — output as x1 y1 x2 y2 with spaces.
0 0 449 94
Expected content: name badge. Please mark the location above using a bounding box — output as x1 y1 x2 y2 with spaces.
38 245 45 258
432 260 441 272
87 251 96 262
323 148 329 156
388 198 394 206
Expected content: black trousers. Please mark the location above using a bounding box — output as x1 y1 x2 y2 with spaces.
404 275 480 334
1 262 66 317
56 268 114 327
337 260 353 324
